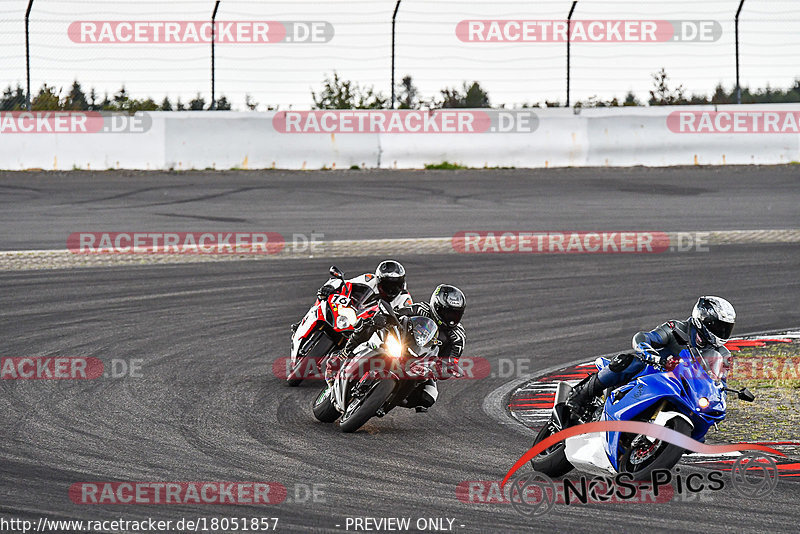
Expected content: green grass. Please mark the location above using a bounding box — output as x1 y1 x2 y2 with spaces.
424 161 466 170
714 342 800 443
728 343 800 390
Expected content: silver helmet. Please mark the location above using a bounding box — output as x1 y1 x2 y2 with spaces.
691 296 735 348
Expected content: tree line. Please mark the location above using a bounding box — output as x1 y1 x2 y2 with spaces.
0 81 232 112
2 69 799 112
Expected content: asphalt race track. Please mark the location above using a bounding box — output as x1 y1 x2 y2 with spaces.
1 166 799 249
1 167 799 533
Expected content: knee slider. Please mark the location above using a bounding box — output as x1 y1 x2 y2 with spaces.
609 352 635 372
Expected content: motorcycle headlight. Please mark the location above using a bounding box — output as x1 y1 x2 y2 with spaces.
698 397 710 409
385 335 402 359
336 307 357 330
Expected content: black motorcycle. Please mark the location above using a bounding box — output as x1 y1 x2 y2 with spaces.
312 301 444 432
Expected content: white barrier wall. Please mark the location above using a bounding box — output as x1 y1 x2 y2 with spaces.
1 104 798 170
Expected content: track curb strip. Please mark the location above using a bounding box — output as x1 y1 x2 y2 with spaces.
1 229 799 271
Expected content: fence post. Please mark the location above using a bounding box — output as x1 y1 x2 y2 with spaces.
391 0 402 109
210 1 221 109
566 1 577 107
735 0 746 104
25 0 35 111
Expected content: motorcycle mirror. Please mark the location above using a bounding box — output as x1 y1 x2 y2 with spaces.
738 387 755 402
329 265 344 279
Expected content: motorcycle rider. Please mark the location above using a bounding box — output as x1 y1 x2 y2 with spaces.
317 259 411 308
327 284 467 412
292 260 412 334
566 296 736 418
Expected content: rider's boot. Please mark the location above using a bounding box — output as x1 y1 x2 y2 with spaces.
403 380 436 413
565 373 604 420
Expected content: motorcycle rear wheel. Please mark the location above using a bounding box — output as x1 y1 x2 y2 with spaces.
339 379 395 433
530 419 574 477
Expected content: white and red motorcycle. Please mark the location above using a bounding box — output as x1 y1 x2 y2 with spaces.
286 266 382 386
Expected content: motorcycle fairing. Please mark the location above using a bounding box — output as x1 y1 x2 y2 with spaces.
290 282 379 364
591 349 726 470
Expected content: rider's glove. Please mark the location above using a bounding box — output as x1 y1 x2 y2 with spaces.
317 284 335 300
635 342 663 369
317 279 343 300
369 313 387 329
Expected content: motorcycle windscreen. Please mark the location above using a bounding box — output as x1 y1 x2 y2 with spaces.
696 348 731 382
348 283 376 311
408 316 438 348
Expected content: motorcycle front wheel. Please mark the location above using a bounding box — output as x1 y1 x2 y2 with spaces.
338 379 395 433
619 417 692 480
312 386 340 423
287 329 335 387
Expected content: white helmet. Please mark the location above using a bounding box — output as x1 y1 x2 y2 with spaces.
691 296 735 348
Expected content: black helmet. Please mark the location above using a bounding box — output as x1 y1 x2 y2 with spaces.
430 284 466 328
375 260 406 300
691 296 735 348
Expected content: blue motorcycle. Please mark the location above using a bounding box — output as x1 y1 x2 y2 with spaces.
531 347 755 480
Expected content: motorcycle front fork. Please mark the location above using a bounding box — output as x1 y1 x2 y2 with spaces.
351 374 374 397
